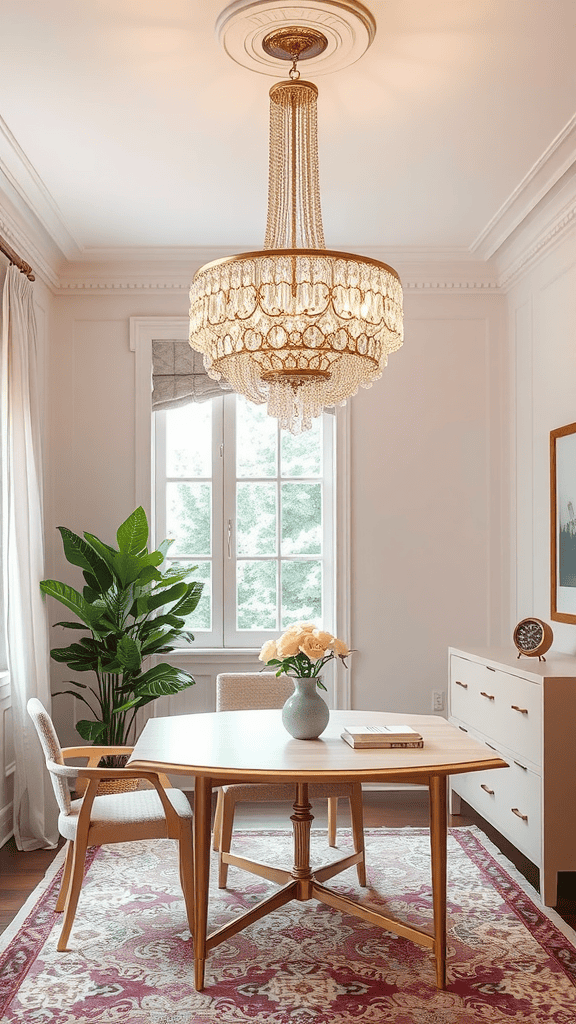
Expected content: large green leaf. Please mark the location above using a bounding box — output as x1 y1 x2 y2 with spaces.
139 551 164 569
76 719 107 741
115 664 195 711
40 580 105 629
116 506 148 555
152 566 198 588
113 550 149 588
134 565 161 588
116 635 142 673
58 527 113 592
82 571 102 594
54 621 89 630
83 533 119 578
139 614 180 633
172 582 204 617
50 642 98 664
143 582 188 613
140 632 178 657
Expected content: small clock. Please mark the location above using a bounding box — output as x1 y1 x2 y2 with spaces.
513 618 554 661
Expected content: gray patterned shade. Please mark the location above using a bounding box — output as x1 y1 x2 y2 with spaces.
152 341 232 410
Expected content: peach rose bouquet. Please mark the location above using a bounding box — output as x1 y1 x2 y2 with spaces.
259 622 352 690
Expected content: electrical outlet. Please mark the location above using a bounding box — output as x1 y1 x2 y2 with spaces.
432 690 445 712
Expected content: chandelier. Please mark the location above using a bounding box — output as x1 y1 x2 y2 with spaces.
189 24 403 433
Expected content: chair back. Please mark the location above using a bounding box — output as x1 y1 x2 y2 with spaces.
216 672 295 712
27 698 72 814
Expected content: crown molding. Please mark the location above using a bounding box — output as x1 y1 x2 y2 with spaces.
0 115 81 262
496 189 576 292
54 248 501 294
472 114 576 261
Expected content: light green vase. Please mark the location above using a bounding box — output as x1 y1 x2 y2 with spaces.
281 676 329 740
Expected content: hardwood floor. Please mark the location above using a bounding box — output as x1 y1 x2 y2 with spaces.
1 789 575 935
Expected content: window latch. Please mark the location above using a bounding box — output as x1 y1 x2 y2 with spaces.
227 519 232 558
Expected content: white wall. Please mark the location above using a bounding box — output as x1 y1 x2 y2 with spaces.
45 284 508 739
351 291 507 711
508 223 576 655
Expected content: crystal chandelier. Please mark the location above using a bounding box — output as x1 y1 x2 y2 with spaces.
189 25 403 433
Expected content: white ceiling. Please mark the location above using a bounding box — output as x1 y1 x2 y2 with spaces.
1 0 575 261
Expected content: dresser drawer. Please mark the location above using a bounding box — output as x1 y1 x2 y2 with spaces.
450 656 491 725
452 759 541 865
487 670 542 767
450 656 542 768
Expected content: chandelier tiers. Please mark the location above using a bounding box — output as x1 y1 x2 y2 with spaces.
189 24 403 433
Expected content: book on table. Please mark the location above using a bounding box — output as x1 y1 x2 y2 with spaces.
341 725 424 749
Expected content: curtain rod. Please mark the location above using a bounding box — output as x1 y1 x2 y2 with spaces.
0 234 35 281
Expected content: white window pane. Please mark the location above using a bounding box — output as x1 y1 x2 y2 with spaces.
281 416 322 477
281 561 322 628
167 482 211 556
171 560 212 632
236 397 277 478
237 560 277 630
166 403 212 477
237 482 277 556
281 483 322 555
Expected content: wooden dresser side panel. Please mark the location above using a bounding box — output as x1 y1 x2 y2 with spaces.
542 676 576 904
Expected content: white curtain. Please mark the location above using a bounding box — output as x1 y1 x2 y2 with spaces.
1 265 58 849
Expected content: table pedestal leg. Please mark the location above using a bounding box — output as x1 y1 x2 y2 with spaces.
290 783 314 899
429 774 447 989
193 776 212 991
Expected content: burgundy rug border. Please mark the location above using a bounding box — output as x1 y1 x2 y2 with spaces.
1 827 575 1016
0 846 98 1012
451 827 576 985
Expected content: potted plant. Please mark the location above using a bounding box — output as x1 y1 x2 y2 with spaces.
40 506 203 759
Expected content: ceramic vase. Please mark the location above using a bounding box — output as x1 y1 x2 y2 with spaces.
281 676 330 740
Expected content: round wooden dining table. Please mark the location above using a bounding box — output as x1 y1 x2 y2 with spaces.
129 708 507 991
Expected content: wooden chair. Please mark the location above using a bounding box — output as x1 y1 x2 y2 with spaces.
27 698 194 951
212 673 366 888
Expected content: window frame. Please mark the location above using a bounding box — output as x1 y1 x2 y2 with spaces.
130 316 351 707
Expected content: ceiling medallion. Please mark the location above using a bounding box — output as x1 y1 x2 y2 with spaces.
216 0 376 76
189 3 403 434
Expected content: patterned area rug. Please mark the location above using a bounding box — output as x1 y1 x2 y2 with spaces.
1 826 576 1023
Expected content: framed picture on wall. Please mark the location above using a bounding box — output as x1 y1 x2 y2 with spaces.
551 422 576 623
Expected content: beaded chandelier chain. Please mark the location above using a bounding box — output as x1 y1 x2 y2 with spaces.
189 25 403 433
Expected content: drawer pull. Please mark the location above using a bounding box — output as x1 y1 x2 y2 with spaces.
511 705 528 714
485 742 497 750
458 725 469 733
513 761 527 771
480 784 495 795
455 680 468 689
511 807 528 822
480 691 495 700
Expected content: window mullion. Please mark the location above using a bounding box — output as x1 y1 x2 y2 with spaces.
154 411 167 548
210 398 225 647
222 395 237 647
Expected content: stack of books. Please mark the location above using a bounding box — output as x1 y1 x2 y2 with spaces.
341 725 424 749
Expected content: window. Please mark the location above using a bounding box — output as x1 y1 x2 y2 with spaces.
154 394 336 647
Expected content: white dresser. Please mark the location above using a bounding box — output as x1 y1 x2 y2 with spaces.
448 646 576 906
